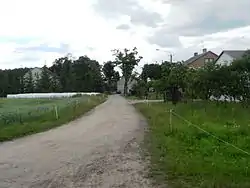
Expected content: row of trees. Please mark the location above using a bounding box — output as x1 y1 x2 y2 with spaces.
0 48 142 97
132 50 250 105
2 46 249 104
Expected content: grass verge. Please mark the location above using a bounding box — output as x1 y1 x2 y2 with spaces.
126 92 163 100
0 95 106 142
135 101 250 188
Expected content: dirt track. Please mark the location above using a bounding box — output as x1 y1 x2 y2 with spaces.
0 95 152 188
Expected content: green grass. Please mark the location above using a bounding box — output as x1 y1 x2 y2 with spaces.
135 101 250 188
0 94 106 142
127 92 163 100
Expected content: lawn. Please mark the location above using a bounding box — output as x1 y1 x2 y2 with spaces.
135 101 250 188
0 94 106 142
127 92 163 100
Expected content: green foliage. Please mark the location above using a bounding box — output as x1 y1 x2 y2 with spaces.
0 55 106 96
141 63 162 81
131 80 148 99
0 95 106 141
102 61 120 92
50 55 105 92
129 50 250 106
113 47 142 96
136 102 250 188
24 70 34 93
37 65 51 92
0 68 28 97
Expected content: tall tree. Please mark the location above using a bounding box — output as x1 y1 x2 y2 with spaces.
51 56 74 92
37 66 51 93
73 56 104 92
24 71 34 93
102 61 120 92
113 47 142 96
141 63 162 81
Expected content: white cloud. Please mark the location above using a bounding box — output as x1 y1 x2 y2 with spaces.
0 0 250 69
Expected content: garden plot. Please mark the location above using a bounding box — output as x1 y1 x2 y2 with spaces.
0 95 106 141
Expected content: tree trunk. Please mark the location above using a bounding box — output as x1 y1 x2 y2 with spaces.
163 91 167 103
124 78 128 96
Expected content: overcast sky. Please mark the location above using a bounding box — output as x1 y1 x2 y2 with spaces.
1 0 250 69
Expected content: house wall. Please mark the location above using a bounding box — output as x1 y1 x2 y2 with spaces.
23 68 43 83
117 78 125 93
216 53 234 66
188 52 218 68
117 78 136 94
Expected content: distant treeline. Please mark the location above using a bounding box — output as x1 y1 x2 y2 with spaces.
0 55 120 97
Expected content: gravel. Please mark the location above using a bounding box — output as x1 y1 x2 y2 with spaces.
0 95 153 188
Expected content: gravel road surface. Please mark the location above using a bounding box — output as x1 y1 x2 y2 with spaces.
0 95 152 188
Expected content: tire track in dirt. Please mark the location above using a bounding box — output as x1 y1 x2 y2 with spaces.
0 95 152 188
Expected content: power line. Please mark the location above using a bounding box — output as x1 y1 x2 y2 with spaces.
156 48 174 63
170 110 250 156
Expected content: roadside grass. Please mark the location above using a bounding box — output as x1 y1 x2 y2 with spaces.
127 92 163 100
0 94 106 142
135 101 250 188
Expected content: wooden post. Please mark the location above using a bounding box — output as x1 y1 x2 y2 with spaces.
55 105 58 120
169 109 172 132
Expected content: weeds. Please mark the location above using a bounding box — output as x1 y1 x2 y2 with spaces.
0 95 106 142
135 101 250 188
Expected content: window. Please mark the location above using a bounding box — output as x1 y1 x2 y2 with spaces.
204 58 214 64
204 58 209 63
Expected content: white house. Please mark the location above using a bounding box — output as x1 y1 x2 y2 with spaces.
117 77 137 95
23 67 43 84
215 50 246 66
23 67 58 89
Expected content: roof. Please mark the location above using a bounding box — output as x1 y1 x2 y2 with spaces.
184 51 218 65
216 50 246 62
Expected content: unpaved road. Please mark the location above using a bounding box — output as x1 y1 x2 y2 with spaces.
0 95 152 188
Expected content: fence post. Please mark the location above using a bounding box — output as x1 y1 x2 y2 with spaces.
169 109 173 132
54 105 58 120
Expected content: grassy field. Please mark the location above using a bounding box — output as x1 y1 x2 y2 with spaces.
0 94 106 142
135 101 250 188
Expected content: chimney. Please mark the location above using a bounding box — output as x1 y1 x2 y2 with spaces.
194 52 198 56
202 48 207 53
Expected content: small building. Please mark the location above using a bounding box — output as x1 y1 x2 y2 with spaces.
184 48 218 68
117 77 137 95
215 50 246 66
23 67 59 91
23 67 43 84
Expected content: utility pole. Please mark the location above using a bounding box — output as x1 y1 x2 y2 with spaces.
169 54 173 63
156 48 174 63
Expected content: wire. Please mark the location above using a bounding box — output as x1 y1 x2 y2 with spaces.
170 110 250 156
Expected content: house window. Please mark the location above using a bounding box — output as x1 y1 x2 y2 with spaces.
204 58 214 64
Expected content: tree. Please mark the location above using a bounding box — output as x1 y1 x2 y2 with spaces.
51 56 74 92
74 56 104 92
151 79 162 99
102 61 117 92
131 80 148 99
24 71 34 93
50 75 62 92
141 63 162 81
113 47 142 96
37 66 51 93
